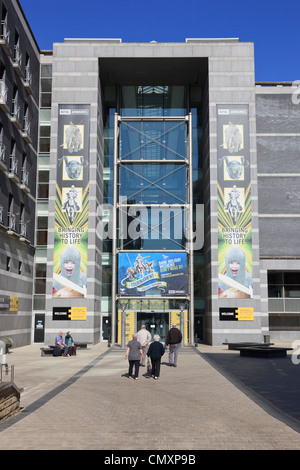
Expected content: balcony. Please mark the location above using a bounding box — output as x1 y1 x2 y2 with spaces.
0 79 9 112
19 220 30 243
23 66 33 95
22 116 31 143
20 168 30 193
11 99 21 129
7 212 17 236
0 21 11 55
12 45 23 77
8 155 19 183
0 141 7 171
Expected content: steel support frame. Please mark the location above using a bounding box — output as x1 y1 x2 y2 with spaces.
111 113 194 344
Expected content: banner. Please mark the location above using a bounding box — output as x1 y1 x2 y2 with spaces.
118 252 187 297
217 105 253 299
52 105 90 298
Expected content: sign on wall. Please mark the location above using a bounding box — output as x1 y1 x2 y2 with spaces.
52 105 90 299
219 307 254 321
118 252 187 297
53 306 87 321
0 296 18 312
217 105 253 299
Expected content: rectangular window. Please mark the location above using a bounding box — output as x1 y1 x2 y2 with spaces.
268 271 300 330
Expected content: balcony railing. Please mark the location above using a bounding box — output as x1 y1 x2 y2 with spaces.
7 212 16 232
22 116 31 143
23 116 31 135
13 44 22 68
9 155 18 175
0 20 10 43
0 141 6 164
0 79 8 103
24 66 32 85
19 221 27 238
21 168 29 186
0 21 11 55
12 98 20 120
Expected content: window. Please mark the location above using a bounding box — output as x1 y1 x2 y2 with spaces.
39 125 51 152
36 216 48 245
37 170 49 199
34 263 46 294
268 271 300 330
6 256 10 271
40 64 52 108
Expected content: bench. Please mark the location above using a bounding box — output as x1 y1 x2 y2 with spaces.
223 342 274 350
40 347 54 356
41 342 88 356
74 342 88 349
239 346 293 358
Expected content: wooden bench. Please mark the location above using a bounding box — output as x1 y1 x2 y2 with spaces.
239 346 293 358
223 342 274 350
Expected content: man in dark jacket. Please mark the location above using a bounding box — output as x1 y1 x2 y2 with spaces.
166 324 182 367
147 335 165 379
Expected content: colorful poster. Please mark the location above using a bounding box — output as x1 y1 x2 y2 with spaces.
118 252 187 297
217 105 253 299
52 105 90 298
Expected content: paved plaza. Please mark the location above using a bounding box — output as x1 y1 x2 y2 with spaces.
0 341 300 450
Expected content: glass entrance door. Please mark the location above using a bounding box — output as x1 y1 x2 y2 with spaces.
137 311 169 343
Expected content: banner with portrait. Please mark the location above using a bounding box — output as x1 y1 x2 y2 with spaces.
118 252 187 297
217 105 253 299
52 104 90 298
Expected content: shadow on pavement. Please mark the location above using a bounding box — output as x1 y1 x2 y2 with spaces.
196 348 300 434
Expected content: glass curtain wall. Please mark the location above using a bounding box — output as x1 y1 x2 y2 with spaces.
102 85 204 340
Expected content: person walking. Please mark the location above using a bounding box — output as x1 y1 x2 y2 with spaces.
137 324 152 366
166 323 182 367
125 333 143 380
147 335 165 379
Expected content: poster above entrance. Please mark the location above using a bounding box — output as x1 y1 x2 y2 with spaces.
118 252 187 297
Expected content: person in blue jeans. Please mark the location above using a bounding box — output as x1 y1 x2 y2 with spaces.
125 334 143 380
147 335 165 379
166 324 182 367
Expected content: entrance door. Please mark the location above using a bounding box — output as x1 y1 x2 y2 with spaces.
34 314 45 342
137 312 169 343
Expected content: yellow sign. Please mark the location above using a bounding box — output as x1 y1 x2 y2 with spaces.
235 307 254 321
68 307 87 320
117 310 136 344
170 311 187 345
10 297 19 312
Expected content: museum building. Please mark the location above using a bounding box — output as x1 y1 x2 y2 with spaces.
0 0 300 348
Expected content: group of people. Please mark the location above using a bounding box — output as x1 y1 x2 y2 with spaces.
125 324 182 380
54 331 77 357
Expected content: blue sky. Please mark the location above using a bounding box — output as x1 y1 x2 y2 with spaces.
19 0 299 81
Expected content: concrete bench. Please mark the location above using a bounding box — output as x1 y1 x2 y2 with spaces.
41 342 88 356
74 342 88 349
40 347 54 356
223 342 274 350
239 346 293 358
